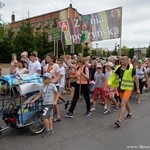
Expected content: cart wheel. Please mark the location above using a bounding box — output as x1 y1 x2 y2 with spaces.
27 110 45 134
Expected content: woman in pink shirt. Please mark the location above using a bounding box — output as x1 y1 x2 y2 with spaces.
65 59 91 118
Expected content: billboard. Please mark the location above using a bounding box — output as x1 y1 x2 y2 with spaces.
59 7 122 45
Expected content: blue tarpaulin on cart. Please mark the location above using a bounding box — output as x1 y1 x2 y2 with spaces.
1 74 43 86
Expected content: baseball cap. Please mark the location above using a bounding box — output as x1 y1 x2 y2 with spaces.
138 59 143 64
96 63 102 68
105 62 114 67
43 73 52 79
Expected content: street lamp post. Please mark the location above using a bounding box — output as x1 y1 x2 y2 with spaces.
96 43 98 56
116 44 120 57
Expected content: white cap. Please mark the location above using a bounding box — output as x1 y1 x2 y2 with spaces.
43 73 52 79
96 63 102 68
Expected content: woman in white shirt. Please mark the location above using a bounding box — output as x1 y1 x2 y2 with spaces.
136 59 149 104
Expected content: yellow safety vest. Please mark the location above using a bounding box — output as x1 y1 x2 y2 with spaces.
108 64 134 90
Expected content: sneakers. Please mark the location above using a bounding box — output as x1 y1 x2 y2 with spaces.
113 105 119 111
86 111 92 117
53 118 61 123
41 130 54 138
65 112 73 118
90 107 96 111
50 129 54 134
114 120 121 127
103 110 110 115
125 113 132 119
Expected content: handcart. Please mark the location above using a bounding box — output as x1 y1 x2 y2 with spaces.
0 77 45 135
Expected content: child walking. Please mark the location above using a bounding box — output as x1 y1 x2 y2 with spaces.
103 62 118 115
90 63 105 111
30 73 59 138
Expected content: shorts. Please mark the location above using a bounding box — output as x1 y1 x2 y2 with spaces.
93 87 105 101
56 86 60 92
42 105 53 119
119 90 132 101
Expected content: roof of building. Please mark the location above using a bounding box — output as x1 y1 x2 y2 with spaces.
10 5 81 24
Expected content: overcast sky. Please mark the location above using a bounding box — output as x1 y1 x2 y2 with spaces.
1 0 150 50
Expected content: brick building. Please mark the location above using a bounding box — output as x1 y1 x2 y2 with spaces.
10 4 81 34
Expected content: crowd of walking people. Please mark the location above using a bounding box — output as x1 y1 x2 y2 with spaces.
0 51 150 137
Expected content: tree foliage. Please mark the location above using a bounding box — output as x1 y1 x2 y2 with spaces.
121 46 130 56
146 45 150 58
13 22 36 55
0 22 74 62
91 49 110 57
128 48 134 59
83 42 89 57
0 25 14 62
10 22 54 60
0 25 5 42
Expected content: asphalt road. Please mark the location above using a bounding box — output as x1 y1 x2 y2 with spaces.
0 91 150 150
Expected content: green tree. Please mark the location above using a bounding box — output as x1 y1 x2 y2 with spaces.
146 45 150 57
121 46 130 56
128 48 134 59
107 51 111 57
0 22 67 62
91 49 97 57
0 26 14 62
34 32 53 59
74 44 82 55
0 24 5 42
102 50 109 57
83 42 89 57
13 22 36 55
112 47 118 55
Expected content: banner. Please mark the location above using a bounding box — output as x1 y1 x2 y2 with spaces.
48 27 61 42
59 7 122 45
